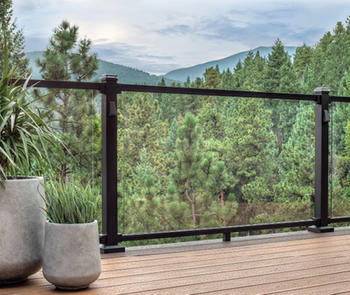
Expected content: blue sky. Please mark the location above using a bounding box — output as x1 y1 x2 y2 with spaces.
13 0 350 75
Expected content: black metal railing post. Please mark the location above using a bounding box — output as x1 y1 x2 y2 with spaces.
308 87 334 233
100 74 125 253
223 233 231 242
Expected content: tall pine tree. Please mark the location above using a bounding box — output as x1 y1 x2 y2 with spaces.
36 21 98 181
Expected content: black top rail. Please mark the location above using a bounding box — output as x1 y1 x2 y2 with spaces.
10 77 350 103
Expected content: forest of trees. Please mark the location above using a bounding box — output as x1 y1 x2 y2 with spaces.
115 18 350 243
4 0 350 245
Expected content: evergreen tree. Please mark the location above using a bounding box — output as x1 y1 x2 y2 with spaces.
166 116 178 152
172 113 204 226
220 68 234 90
242 51 266 91
294 43 313 78
275 105 315 201
263 39 300 149
0 0 29 74
171 113 231 227
232 60 244 89
223 99 275 203
36 21 98 180
204 67 221 89
127 148 164 233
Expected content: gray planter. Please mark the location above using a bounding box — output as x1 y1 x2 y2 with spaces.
43 220 101 290
0 177 45 284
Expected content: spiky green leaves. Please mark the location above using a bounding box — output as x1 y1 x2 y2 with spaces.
0 30 60 182
42 180 99 224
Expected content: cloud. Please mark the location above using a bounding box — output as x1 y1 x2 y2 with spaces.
157 25 192 35
196 17 322 47
12 0 350 74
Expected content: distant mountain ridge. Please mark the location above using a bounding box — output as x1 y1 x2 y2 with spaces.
27 46 298 85
164 46 298 82
26 51 174 85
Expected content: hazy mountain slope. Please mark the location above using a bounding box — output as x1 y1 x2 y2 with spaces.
26 51 173 85
164 46 297 82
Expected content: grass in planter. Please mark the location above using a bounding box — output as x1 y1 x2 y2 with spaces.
42 180 101 224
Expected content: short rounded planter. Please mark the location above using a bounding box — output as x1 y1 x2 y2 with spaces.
0 177 45 285
43 220 101 290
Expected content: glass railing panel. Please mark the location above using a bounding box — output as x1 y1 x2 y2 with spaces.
117 91 314 245
330 101 350 219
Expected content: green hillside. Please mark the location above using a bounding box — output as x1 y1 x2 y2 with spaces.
26 51 174 85
165 46 297 82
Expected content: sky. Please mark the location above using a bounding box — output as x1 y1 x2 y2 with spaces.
12 0 350 75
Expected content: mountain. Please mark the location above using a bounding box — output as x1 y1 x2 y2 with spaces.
164 46 298 82
27 46 298 85
26 51 174 85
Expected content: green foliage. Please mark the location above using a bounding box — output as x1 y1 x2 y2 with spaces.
294 44 313 78
204 67 221 89
0 0 29 74
36 21 99 181
42 179 100 224
0 35 60 182
224 99 275 203
275 104 315 201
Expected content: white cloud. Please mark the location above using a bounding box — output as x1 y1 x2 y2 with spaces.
12 0 350 74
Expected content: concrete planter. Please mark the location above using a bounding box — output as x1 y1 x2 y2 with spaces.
0 177 45 284
43 220 101 290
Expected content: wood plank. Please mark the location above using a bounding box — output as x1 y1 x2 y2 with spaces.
195 276 350 295
3 234 350 295
125 271 350 295
5 243 350 294
23 261 350 295
102 234 350 264
100 240 350 271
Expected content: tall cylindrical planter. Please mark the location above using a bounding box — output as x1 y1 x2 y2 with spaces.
43 220 101 290
0 177 45 284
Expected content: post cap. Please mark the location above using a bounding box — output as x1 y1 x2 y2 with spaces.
314 87 330 94
101 74 118 83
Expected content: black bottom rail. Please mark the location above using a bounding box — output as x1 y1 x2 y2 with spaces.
329 216 350 223
100 219 315 244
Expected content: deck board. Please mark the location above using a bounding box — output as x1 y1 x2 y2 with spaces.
3 231 350 294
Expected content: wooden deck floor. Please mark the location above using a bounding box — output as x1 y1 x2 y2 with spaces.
3 230 350 294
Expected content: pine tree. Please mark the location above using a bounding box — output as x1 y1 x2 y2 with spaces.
220 68 234 90
127 148 164 233
263 39 300 150
36 21 98 180
171 113 232 227
172 113 204 226
222 98 276 227
0 0 29 74
204 67 221 89
294 43 313 79
166 117 178 152
232 60 244 89
275 104 315 201
242 51 266 91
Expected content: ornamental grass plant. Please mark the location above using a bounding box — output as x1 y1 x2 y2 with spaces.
42 179 100 224
0 29 60 182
